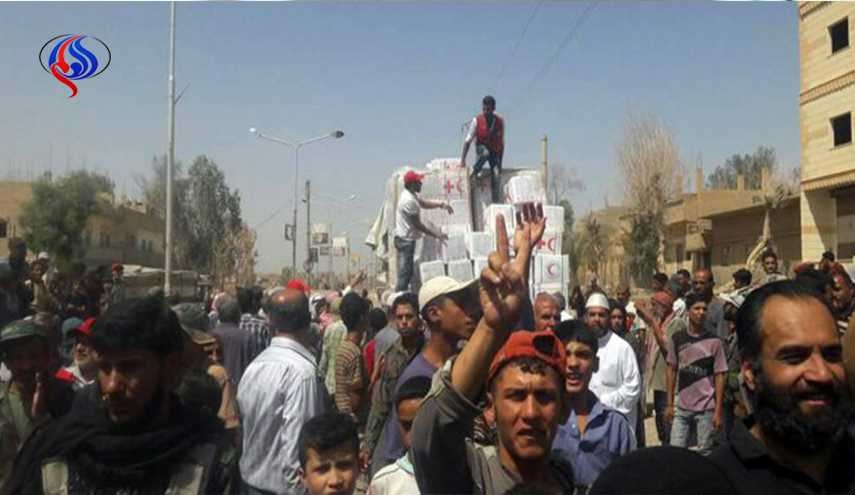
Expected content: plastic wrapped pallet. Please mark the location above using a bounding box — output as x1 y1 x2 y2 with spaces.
467 232 493 259
447 259 474 283
504 174 546 205
419 260 446 283
442 233 468 262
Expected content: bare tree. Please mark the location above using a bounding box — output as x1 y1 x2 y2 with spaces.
547 162 584 204
212 222 257 289
616 110 683 286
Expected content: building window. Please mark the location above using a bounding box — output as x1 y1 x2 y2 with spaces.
830 18 849 54
0 221 7 239
832 113 852 147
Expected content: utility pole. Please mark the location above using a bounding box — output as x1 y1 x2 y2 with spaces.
305 180 312 277
540 135 548 197
164 0 176 296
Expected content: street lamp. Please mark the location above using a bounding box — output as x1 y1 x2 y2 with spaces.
249 127 344 276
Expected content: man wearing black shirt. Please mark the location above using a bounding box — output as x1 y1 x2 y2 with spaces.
710 281 855 495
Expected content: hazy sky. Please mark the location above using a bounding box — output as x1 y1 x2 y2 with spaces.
0 1 799 274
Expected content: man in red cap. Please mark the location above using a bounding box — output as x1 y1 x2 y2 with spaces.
394 170 453 291
57 318 98 390
411 205 576 494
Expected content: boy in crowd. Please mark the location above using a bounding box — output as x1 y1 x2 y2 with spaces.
299 412 360 495
666 293 728 455
335 293 371 423
368 376 432 494
552 320 634 492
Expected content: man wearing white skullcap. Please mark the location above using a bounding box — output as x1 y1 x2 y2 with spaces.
584 292 642 442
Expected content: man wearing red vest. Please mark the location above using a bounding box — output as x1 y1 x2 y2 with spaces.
461 95 505 203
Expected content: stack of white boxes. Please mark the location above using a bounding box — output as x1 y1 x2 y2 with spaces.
414 163 568 295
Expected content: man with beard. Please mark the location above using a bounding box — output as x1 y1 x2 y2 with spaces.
412 207 576 494
830 267 854 335
710 281 855 494
585 292 641 439
692 269 730 339
6 294 233 494
393 170 453 291
361 293 423 475
373 276 482 474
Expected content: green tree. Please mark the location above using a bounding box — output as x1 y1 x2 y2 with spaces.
20 171 115 267
706 146 776 190
185 155 243 274
136 156 192 266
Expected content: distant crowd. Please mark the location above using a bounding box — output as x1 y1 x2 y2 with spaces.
0 217 854 495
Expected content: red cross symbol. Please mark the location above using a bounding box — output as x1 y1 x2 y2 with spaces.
443 179 455 194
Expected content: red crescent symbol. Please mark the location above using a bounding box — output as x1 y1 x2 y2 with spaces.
548 238 556 251
547 263 558 276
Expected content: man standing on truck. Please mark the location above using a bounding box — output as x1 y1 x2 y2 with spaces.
395 171 453 291
461 95 505 203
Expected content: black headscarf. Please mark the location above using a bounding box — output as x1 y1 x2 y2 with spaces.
5 383 223 494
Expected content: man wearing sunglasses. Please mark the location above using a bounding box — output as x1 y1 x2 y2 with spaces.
412 205 576 494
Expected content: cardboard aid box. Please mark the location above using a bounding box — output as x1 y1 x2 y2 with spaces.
473 257 488 278
467 232 493 259
442 233 468 262
483 204 515 235
503 175 546 205
532 254 566 286
419 260 446 283
447 259 474 283
533 231 562 255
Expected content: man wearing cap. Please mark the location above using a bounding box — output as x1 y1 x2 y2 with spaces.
174 303 239 435
6 295 234 494
584 292 642 439
636 289 684 445
372 275 482 474
57 317 98 390
460 95 505 203
362 292 422 475
394 170 453 291
412 206 575 493
0 320 70 487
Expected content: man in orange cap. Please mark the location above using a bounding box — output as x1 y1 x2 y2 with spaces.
411 204 576 494
394 170 454 291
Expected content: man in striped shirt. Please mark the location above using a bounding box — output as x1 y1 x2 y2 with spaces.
238 286 270 360
335 292 371 423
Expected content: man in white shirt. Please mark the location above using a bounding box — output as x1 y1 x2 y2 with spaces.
237 288 328 494
584 292 642 439
394 170 453 291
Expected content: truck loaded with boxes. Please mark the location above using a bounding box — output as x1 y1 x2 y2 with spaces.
370 158 569 302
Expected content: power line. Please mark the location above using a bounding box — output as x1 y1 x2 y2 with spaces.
491 0 545 93
508 0 599 114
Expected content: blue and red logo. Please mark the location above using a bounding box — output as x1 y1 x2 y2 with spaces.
39 34 111 98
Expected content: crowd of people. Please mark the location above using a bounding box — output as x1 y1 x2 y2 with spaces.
0 210 854 494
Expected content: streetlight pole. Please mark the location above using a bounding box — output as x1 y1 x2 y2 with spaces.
165 1 176 296
249 128 344 276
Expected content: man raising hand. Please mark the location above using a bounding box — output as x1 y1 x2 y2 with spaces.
412 204 576 494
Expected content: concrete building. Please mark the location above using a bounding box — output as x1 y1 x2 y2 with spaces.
799 2 855 261
0 181 165 267
661 169 801 287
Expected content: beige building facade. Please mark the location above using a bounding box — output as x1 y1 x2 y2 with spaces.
799 2 855 261
661 169 801 286
0 181 165 267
